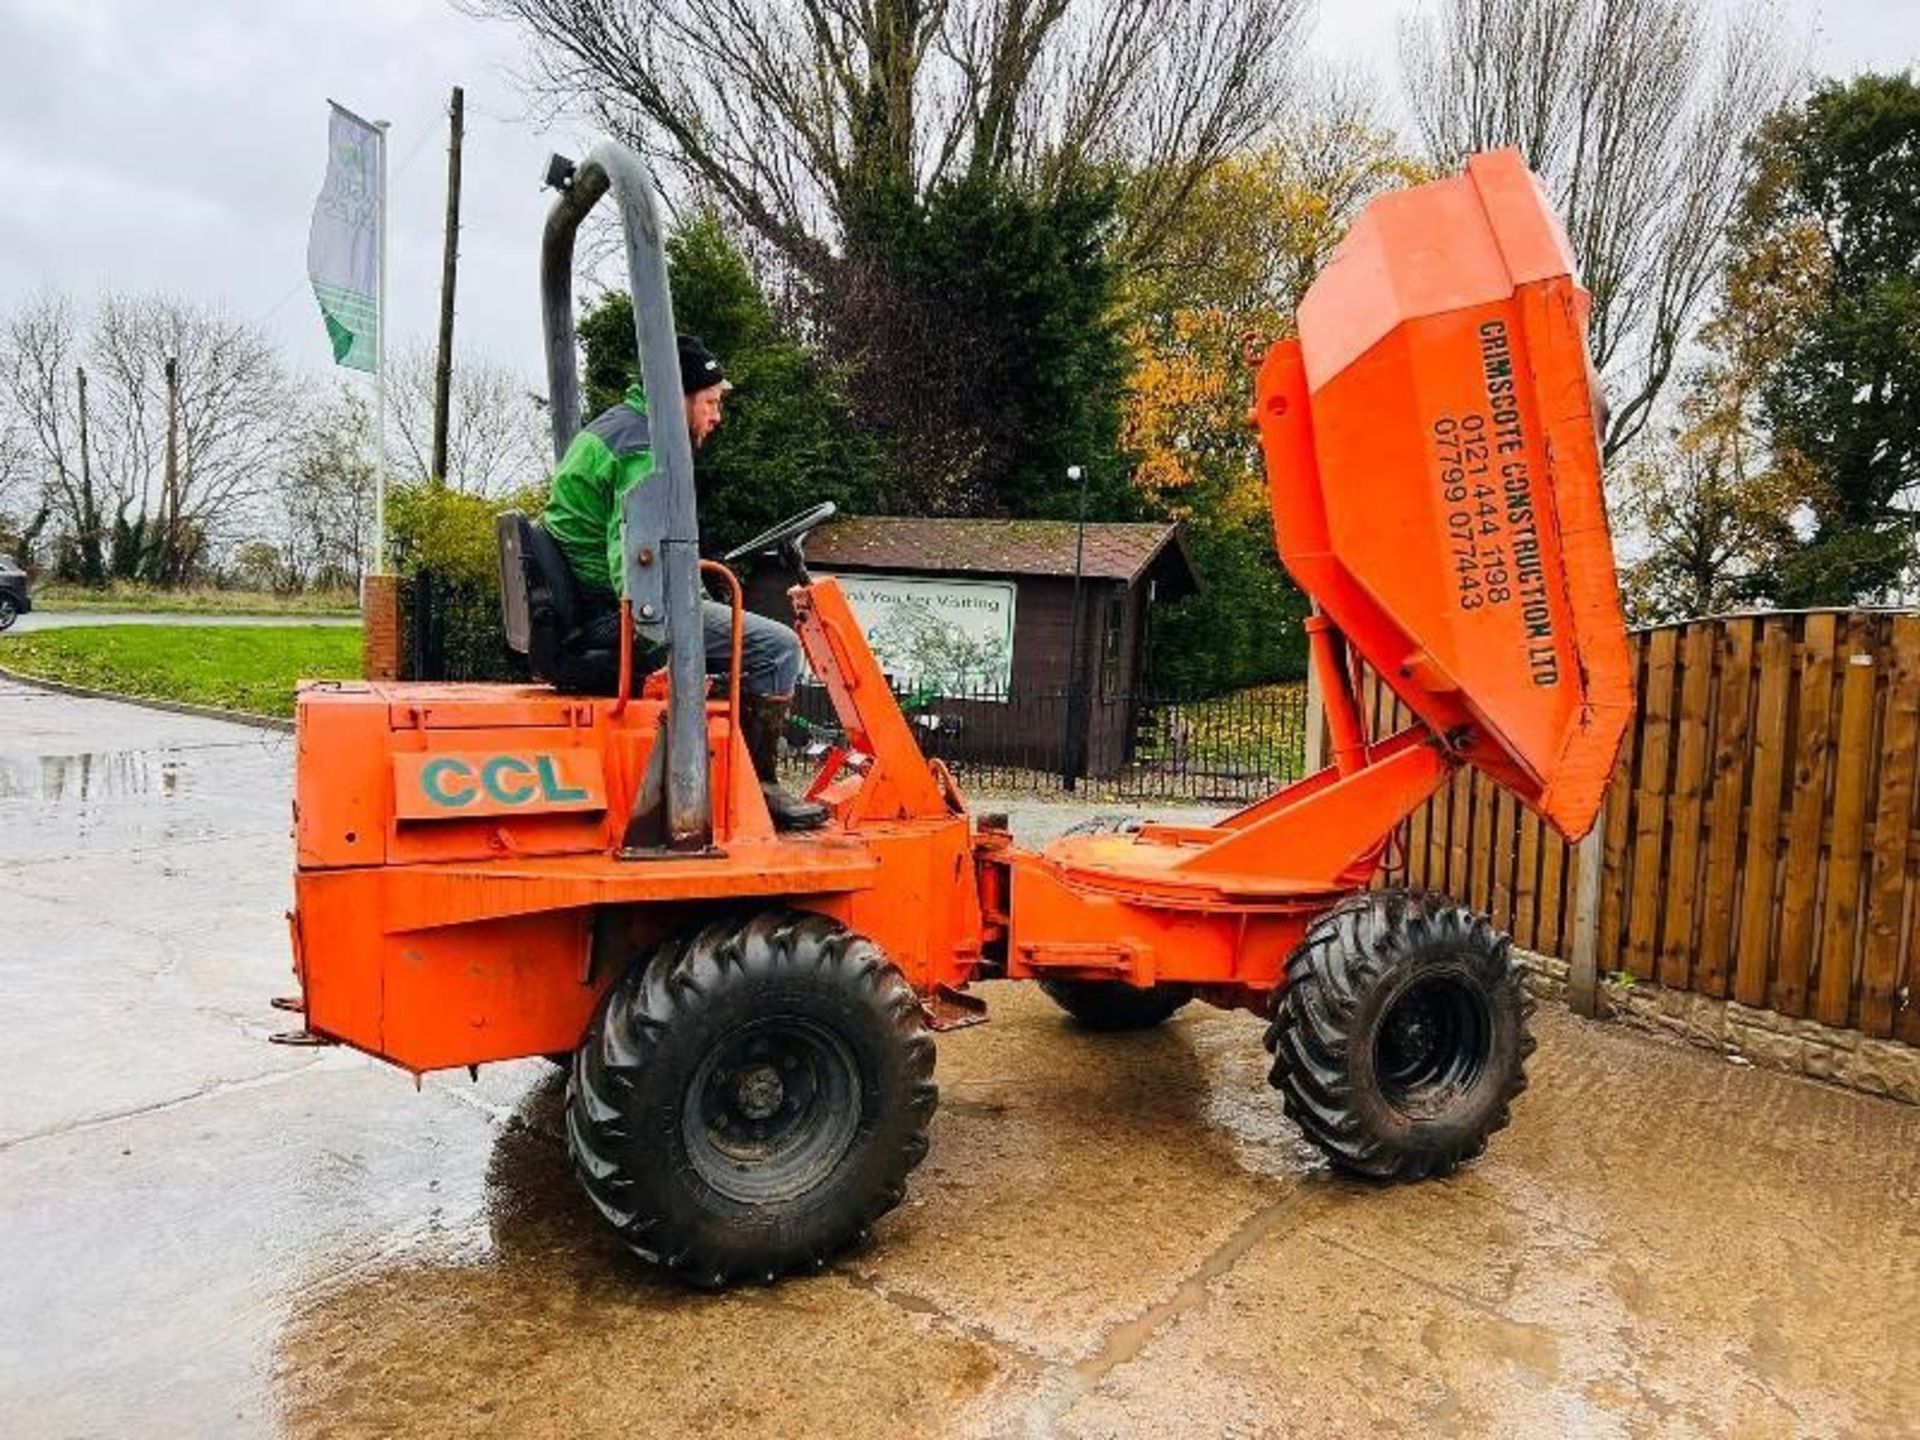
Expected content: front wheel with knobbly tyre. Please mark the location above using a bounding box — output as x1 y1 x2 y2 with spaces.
566 909 937 1288
1265 889 1534 1180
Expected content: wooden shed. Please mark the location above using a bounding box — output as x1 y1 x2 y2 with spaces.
747 517 1197 779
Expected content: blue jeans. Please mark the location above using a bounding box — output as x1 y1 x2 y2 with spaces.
563 593 803 699
700 598 802 697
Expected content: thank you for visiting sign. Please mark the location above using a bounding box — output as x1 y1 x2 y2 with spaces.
829 572 1016 692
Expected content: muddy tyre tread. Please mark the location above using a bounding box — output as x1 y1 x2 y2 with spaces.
566 910 936 1288
1264 889 1534 1180
1060 815 1149 838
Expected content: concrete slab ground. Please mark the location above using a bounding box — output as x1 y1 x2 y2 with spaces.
2 678 1916 1438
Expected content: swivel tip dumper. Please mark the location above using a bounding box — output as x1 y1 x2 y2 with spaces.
278 145 1630 1287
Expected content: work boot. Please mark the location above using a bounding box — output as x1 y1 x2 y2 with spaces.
742 692 829 832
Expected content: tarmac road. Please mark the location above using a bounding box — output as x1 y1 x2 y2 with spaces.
2 676 1917 1438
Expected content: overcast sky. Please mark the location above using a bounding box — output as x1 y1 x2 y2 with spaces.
1 0 1913 397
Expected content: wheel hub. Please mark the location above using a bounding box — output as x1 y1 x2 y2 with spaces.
684 1017 863 1204
1383 998 1440 1069
732 1063 785 1120
1374 969 1492 1115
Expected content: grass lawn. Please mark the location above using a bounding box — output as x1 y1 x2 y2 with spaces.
33 581 359 617
0 625 362 718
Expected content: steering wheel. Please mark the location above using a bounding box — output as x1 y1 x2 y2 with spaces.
720 501 838 567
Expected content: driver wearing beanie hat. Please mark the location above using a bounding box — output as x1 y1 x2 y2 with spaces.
539 333 828 831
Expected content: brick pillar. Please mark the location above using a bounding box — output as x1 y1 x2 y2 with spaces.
362 573 401 681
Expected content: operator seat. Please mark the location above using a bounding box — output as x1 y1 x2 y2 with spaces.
496 511 619 695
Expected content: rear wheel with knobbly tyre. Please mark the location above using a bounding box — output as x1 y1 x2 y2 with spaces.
1265 889 1533 1180
565 909 936 1288
1038 977 1193 1031
0 594 16 630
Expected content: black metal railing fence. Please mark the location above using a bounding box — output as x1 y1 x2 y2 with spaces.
400 571 522 684
784 680 1307 803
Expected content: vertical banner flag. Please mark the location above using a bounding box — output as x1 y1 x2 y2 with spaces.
307 104 381 373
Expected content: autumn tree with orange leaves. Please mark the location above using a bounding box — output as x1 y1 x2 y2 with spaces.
1125 88 1430 689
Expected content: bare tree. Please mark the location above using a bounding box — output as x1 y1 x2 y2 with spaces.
0 291 285 584
465 0 1303 270
0 387 38 539
0 416 47 566
1129 68 1430 320
86 296 162 565
88 295 286 583
1401 0 1789 458
466 0 1304 515
277 384 378 591
385 341 548 496
0 292 109 581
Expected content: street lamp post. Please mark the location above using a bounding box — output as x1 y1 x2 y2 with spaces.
1064 463 1090 791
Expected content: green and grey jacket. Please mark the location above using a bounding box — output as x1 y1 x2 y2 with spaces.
540 384 655 593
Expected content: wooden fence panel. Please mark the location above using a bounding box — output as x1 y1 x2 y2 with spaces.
1471 773 1492 906
1537 815 1567 956
1818 617 1878 1027
1326 610 1919 1044
1626 628 1680 981
1513 805 1541 950
1696 617 1756 998
1403 697 1429 879
1736 619 1795 1008
1468 773 1494 914
1425 763 1450 890
1660 625 1715 989
1596 730 1636 978
1447 766 1472 899
1866 617 1920 1038
1776 613 1838 1017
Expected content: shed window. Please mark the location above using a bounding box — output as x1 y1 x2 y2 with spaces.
1100 593 1125 697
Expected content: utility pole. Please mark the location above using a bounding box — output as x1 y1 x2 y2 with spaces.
430 85 465 485
76 364 99 584
162 353 180 582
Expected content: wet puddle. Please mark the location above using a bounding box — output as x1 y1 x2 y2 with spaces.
272 1074 1009 1438
0 749 187 802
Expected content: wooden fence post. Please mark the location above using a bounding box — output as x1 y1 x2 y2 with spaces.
1568 822 1606 1016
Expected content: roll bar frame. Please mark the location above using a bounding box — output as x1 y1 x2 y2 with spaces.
540 144 714 854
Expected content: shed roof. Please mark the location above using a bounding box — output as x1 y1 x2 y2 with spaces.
808 517 1197 595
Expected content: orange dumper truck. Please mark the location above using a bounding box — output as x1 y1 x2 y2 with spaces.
277 143 1630 1288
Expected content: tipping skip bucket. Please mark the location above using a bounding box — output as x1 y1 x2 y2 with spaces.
1253 148 1632 841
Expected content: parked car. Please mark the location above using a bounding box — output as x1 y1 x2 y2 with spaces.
0 561 30 631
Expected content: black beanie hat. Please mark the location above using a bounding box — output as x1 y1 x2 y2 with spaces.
677 334 728 394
